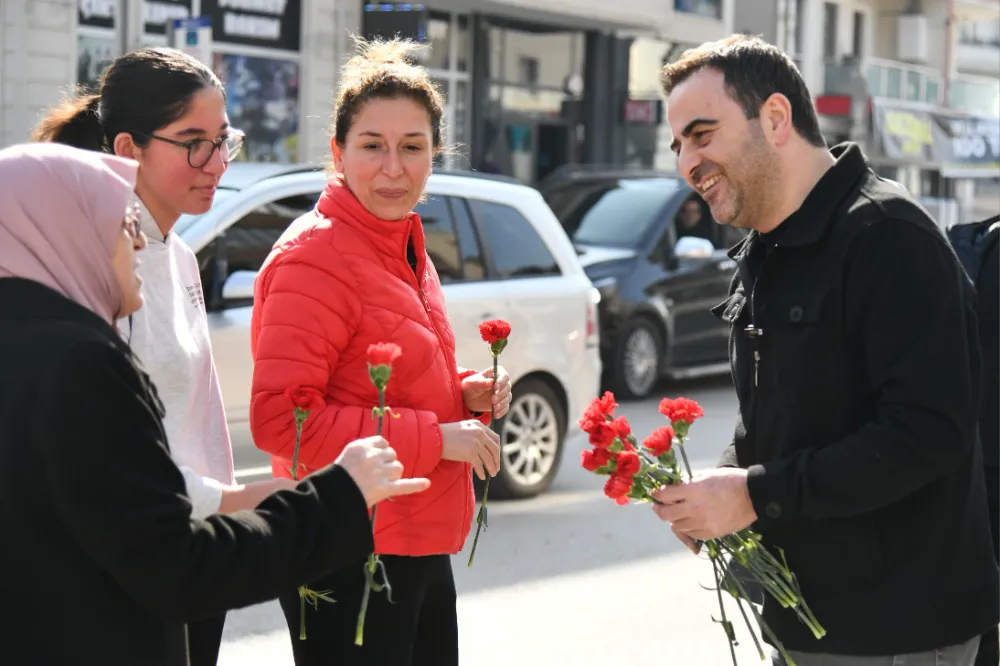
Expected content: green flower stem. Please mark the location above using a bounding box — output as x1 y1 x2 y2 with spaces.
356 389 387 646
708 545 739 666
468 354 499 567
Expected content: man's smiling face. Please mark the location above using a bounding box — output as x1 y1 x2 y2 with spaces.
667 67 777 229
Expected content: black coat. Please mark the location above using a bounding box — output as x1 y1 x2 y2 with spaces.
0 278 374 665
712 144 1000 655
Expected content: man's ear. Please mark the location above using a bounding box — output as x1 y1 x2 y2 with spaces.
761 93 793 147
113 132 139 160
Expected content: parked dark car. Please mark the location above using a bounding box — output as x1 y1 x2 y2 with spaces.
539 169 747 399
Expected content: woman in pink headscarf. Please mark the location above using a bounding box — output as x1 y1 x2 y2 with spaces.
0 143 430 666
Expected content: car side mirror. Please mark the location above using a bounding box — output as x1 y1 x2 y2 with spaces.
674 236 715 259
221 270 258 302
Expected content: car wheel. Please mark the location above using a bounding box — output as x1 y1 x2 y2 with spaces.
609 317 662 400
485 377 567 500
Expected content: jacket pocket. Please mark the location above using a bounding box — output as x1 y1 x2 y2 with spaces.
763 515 883 601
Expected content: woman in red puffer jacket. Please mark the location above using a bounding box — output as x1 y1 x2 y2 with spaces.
248 38 512 666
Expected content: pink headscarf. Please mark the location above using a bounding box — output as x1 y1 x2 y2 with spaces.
0 142 138 322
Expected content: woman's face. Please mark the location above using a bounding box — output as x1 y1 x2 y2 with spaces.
111 210 148 319
332 97 435 221
117 86 232 223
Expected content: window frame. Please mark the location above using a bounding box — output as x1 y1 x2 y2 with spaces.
187 181 325 312
414 193 465 284
463 196 563 280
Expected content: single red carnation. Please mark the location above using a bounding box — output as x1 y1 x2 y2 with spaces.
604 474 632 502
614 450 640 478
479 319 512 344
284 387 325 412
367 342 402 368
643 426 675 456
579 391 618 433
658 397 705 425
581 447 612 472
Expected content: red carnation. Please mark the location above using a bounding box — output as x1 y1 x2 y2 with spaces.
611 416 631 440
587 421 617 449
614 449 640 478
581 447 612 472
604 474 632 502
479 319 512 344
367 342 402 368
579 391 618 432
658 397 705 425
284 387 325 413
643 426 675 456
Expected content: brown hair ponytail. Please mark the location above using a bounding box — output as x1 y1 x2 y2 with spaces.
31 92 105 152
32 47 225 154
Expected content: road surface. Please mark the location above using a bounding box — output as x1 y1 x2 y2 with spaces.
219 376 776 665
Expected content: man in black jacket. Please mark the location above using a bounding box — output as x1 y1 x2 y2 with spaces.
949 216 1000 666
650 35 999 664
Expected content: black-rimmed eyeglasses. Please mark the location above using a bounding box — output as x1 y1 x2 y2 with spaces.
134 129 246 168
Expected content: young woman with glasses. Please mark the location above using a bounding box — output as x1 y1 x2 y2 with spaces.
32 47 286 666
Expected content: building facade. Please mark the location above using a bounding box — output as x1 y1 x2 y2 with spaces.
1 0 734 184
794 0 1000 222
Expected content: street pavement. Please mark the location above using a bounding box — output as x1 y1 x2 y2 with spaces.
219 375 774 665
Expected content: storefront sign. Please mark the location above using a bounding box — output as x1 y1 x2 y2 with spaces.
170 16 213 67
872 99 1000 169
200 0 301 51
79 0 116 30
622 99 663 125
147 0 193 35
77 0 193 34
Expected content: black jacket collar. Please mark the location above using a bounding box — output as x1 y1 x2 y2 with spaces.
728 142 870 262
0 278 126 350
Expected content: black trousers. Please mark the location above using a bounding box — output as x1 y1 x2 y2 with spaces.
279 554 458 666
975 466 999 666
186 613 226 666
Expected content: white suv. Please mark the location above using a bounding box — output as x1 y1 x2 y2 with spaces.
175 163 602 499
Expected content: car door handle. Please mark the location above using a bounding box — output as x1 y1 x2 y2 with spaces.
480 313 498 321
716 259 736 272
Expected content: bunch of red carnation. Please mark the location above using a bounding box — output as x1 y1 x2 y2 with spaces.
578 392 825 666
578 392 684 506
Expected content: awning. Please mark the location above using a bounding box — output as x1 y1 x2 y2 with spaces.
870 98 1000 178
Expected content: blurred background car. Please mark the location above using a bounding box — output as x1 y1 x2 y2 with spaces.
539 167 748 400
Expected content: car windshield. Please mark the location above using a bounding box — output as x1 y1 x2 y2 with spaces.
174 188 237 236
554 178 683 249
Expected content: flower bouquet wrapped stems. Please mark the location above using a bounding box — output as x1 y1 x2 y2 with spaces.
580 393 825 665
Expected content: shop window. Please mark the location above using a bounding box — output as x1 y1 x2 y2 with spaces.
674 0 722 20
469 200 560 278
213 53 301 164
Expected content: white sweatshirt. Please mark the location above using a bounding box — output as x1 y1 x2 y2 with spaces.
119 202 236 518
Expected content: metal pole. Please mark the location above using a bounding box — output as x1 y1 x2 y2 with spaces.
942 0 955 107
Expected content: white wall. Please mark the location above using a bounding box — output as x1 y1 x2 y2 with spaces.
298 0 359 165
1 0 79 147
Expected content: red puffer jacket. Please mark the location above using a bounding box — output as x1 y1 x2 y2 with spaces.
249 179 486 556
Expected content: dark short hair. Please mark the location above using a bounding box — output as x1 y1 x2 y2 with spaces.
660 34 826 148
33 47 225 152
332 37 445 150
